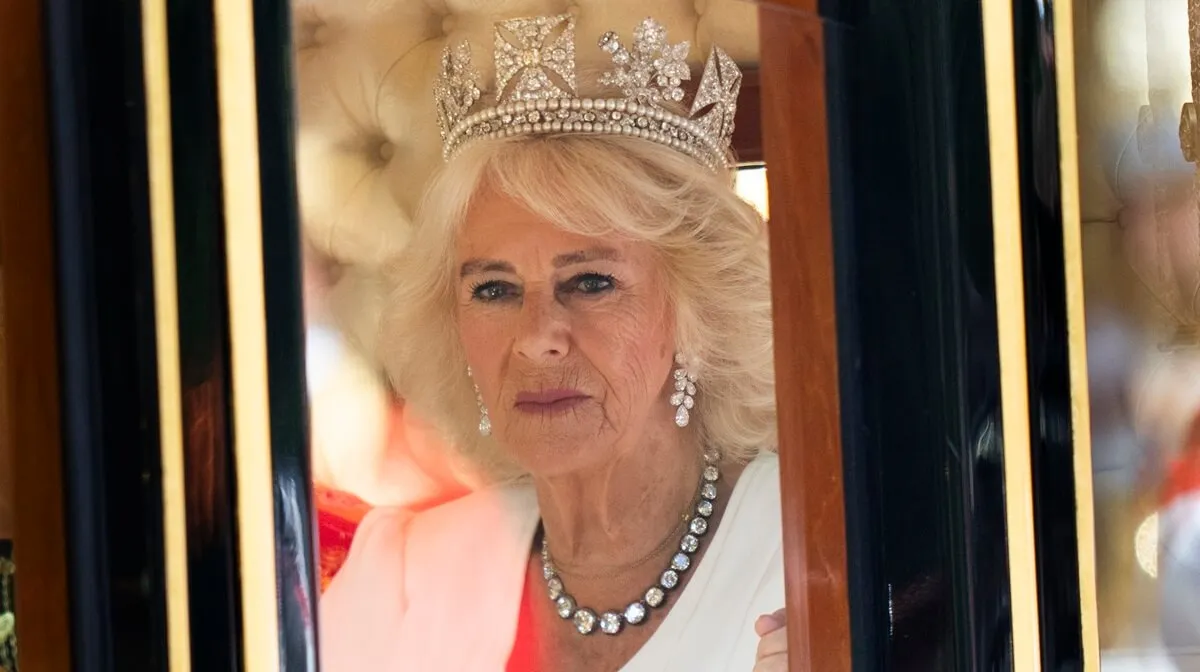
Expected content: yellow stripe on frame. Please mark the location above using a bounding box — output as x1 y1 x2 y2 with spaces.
211 1 282 669
980 0 1044 669
1052 1 1101 668
140 0 193 666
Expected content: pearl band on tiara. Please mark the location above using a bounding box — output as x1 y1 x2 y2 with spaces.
434 14 743 171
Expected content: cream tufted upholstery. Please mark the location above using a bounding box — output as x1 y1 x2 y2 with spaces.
1075 0 1199 351
1074 0 1195 297
293 0 759 352
1075 0 1193 221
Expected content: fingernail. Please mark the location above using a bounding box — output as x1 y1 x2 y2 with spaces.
755 614 779 633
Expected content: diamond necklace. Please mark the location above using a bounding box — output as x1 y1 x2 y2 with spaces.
544 488 697 581
540 454 720 636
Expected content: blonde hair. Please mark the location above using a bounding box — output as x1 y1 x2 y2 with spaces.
380 134 776 480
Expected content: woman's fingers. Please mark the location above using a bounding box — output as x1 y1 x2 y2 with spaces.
754 607 787 636
754 608 789 671
754 615 779 636
755 622 789 659
752 652 789 672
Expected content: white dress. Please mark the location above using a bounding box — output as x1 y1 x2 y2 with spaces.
320 453 784 671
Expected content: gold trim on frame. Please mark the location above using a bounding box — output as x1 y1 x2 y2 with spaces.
140 0 192 666
1052 0 1101 668
211 1 282 669
981 0 1044 669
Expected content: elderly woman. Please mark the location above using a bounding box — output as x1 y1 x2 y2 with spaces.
321 14 787 671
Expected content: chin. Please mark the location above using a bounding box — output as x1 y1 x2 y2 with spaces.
499 428 613 479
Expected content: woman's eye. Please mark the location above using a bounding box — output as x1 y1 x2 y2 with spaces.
470 281 516 302
570 273 615 295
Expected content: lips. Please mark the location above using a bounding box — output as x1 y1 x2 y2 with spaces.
514 389 589 413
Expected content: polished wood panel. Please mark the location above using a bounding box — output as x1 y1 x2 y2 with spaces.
980 0 1042 668
756 0 818 15
142 0 194 664
1051 0 1100 666
0 0 72 668
758 6 852 671
212 0 282 666
165 0 247 664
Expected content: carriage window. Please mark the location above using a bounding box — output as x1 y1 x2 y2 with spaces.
736 165 770 220
1075 0 1200 667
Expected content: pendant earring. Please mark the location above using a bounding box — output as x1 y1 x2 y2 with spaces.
468 367 492 437
670 353 697 428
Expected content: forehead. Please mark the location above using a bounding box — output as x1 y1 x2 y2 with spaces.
456 186 648 265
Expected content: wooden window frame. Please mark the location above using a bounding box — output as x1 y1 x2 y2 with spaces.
756 3 853 671
0 0 73 669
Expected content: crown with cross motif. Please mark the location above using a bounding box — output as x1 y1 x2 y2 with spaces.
434 14 743 171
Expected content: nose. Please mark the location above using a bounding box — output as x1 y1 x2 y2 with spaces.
513 291 570 362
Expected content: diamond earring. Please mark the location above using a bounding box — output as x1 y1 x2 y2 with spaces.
670 353 697 428
468 367 492 437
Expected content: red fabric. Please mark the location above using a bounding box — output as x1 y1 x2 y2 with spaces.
505 575 542 672
316 485 371 592
1162 411 1200 508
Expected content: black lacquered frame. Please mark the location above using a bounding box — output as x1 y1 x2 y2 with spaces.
819 0 1013 668
818 0 1097 669
40 0 316 668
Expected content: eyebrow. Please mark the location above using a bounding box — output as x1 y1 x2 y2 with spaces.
551 247 622 268
459 259 514 277
458 247 623 278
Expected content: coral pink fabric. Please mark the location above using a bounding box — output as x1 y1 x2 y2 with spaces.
317 402 475 591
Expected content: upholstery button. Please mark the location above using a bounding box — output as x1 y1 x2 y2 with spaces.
295 20 319 50
312 23 331 46
442 14 458 34
378 141 395 162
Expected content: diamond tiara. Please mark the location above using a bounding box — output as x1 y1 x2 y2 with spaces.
434 14 743 171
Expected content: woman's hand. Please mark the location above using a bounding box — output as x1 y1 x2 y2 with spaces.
753 608 788 671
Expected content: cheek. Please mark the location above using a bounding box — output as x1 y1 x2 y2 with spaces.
457 308 507 375
578 297 675 398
